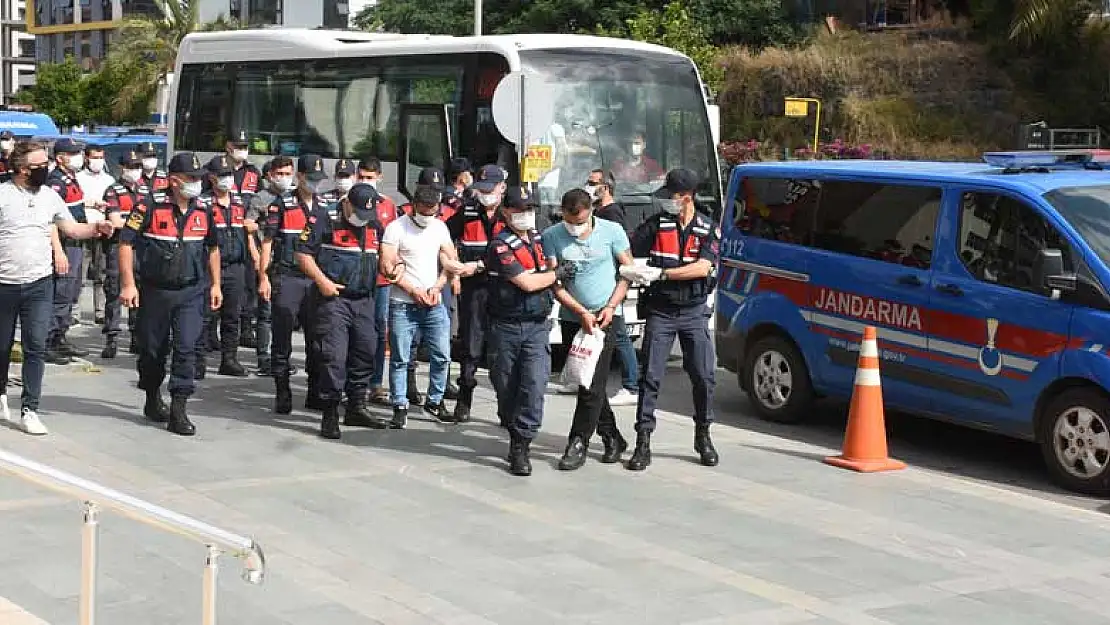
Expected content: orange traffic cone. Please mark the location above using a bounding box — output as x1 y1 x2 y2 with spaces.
824 326 906 473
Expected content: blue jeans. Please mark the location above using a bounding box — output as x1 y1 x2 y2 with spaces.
611 316 640 392
369 284 390 388
389 301 450 407
0 277 55 411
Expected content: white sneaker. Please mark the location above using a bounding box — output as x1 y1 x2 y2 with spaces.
609 388 639 406
0 394 9 422
19 408 48 436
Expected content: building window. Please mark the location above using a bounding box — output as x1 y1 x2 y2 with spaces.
81 0 92 23
248 0 281 26
121 0 163 18
18 40 35 59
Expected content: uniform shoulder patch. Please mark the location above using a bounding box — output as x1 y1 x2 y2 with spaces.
125 210 144 229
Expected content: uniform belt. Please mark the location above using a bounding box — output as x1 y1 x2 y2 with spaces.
141 278 200 291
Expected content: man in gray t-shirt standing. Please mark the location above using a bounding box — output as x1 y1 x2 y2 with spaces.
0 141 113 435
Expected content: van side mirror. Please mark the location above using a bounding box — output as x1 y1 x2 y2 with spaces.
1035 248 1077 296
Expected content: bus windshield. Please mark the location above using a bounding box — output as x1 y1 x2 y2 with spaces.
518 48 719 227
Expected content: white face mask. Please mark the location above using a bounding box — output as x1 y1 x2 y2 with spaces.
346 209 369 227
335 178 355 193
87 158 105 173
659 198 682 215
122 169 142 184
67 155 84 171
584 184 599 200
564 219 590 237
509 210 536 232
411 213 434 228
0 140 13 152
231 149 248 163
180 181 202 198
303 178 322 193
631 143 645 157
478 192 500 207
273 176 295 192
216 175 235 192
142 157 158 171
363 178 379 189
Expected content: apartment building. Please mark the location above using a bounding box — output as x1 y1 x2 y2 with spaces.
1 0 35 102
30 0 350 66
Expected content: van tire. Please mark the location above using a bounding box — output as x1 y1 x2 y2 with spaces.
1040 389 1110 496
744 335 813 424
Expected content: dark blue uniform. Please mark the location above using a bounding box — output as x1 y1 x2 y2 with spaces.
263 191 323 411
486 228 554 447
46 166 86 352
231 161 262 347
295 203 386 436
121 192 218 399
196 190 249 375
102 179 147 351
628 208 721 466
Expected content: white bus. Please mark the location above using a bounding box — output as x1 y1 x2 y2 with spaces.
170 28 722 344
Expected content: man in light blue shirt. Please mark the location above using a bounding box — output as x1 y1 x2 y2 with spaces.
543 188 635 471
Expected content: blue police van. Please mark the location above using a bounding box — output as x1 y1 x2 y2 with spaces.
716 150 1110 494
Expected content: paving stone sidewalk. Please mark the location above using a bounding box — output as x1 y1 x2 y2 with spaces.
1 320 1109 624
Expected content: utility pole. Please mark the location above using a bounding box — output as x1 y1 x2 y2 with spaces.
474 0 482 35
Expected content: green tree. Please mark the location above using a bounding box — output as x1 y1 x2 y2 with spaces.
21 57 86 127
601 1 723 91
106 1 243 119
691 0 807 48
82 57 154 124
355 0 668 36
1008 0 1102 46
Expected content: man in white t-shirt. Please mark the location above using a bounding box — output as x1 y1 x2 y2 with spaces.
0 141 113 435
76 144 115 325
380 182 479 429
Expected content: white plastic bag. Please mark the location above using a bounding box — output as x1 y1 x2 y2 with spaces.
561 327 606 390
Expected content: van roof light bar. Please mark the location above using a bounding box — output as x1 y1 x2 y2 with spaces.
983 150 1110 169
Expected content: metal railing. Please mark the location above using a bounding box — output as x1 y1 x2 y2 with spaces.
0 449 266 625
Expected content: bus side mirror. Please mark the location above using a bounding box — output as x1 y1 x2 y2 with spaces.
1035 248 1077 296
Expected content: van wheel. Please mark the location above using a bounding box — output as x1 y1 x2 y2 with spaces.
744 335 813 424
1040 389 1110 495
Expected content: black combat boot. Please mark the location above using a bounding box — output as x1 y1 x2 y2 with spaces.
127 333 137 354
142 389 170 423
344 399 389 429
274 377 292 414
218 355 248 377
319 402 341 440
557 436 588 471
626 431 652 471
390 406 408 430
194 355 206 380
100 336 118 360
694 424 719 467
57 335 88 358
406 370 424 406
452 386 473 423
239 324 257 349
167 394 195 436
599 430 629 464
508 436 532 476
304 392 326 411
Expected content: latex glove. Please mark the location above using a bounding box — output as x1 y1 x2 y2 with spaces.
618 265 643 282
638 266 663 284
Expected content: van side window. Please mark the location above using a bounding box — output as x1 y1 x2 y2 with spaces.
957 192 1072 293
811 181 941 268
734 177 820 245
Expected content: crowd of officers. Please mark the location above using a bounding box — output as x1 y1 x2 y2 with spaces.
28 131 722 477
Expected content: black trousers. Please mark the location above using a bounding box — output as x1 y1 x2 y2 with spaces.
560 320 621 442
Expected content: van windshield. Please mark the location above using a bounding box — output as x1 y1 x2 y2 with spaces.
1044 184 1110 266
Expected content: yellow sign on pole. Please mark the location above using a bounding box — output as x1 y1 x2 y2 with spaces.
784 97 822 153
784 99 809 117
521 145 553 183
